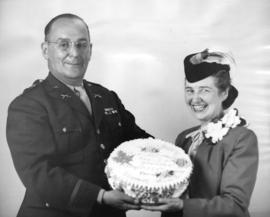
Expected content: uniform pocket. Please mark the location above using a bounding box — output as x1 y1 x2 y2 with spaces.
54 125 83 153
104 112 122 131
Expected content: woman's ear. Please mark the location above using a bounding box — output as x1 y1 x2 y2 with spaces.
41 42 49 60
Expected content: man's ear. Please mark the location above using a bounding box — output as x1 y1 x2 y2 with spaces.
88 43 93 62
41 42 49 60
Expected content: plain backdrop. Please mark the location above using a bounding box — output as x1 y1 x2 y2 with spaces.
0 0 269 217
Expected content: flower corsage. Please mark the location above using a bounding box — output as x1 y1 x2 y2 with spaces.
204 108 247 143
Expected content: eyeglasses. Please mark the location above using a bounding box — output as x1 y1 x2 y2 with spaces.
46 39 91 52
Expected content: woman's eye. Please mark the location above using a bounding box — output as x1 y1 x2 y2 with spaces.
201 89 210 93
185 89 193 94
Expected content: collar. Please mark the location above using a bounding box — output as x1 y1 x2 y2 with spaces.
65 83 84 92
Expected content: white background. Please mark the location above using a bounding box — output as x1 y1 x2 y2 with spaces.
0 0 269 217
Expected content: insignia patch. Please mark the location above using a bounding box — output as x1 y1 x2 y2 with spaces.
60 94 71 100
104 107 118 115
94 94 102 98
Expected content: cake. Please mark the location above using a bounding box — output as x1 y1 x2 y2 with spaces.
105 138 193 203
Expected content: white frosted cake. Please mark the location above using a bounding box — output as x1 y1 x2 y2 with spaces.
105 138 193 203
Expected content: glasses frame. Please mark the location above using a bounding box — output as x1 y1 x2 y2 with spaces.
46 39 92 52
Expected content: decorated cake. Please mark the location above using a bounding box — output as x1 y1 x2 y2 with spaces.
105 138 193 203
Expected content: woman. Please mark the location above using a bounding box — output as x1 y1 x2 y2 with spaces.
141 49 258 217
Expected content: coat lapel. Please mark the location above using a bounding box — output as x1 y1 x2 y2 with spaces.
44 73 90 117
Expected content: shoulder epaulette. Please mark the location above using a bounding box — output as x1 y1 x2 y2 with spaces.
84 80 102 87
23 79 44 93
84 80 109 90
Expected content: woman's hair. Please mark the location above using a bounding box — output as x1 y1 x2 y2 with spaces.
213 69 231 92
211 69 238 109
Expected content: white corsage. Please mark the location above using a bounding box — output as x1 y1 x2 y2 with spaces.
204 108 246 143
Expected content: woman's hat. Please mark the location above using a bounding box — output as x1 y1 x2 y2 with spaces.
184 49 231 83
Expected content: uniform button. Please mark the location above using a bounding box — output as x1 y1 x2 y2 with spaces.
104 159 107 164
118 122 122 127
100 144 106 150
45 202 50 207
96 129 100 135
62 127 67 133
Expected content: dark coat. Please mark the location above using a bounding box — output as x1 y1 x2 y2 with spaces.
6 73 151 217
162 125 258 217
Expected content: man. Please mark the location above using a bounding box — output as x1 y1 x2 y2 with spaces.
6 13 151 217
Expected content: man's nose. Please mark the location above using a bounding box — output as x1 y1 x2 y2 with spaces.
68 42 80 56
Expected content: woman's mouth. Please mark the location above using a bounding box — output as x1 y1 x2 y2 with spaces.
191 104 208 112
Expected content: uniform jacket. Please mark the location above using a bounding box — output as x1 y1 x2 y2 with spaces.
6 73 151 217
162 125 258 217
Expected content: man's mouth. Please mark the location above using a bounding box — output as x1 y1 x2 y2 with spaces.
65 62 81 66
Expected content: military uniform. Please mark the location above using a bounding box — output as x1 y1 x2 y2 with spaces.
6 73 151 217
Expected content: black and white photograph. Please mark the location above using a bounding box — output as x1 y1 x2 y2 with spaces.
0 0 269 217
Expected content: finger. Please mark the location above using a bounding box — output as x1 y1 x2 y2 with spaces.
121 194 137 203
123 203 141 210
157 198 171 203
140 205 153 210
134 198 140 205
141 204 167 211
140 205 154 211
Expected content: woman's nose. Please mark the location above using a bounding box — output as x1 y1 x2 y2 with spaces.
190 92 202 103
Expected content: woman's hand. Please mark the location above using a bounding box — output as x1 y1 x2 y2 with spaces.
102 190 140 210
141 198 183 212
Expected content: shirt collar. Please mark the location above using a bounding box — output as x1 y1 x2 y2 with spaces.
65 82 84 91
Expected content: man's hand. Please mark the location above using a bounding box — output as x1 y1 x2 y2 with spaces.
102 190 140 210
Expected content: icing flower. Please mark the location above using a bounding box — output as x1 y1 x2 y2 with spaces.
113 150 134 164
204 108 246 143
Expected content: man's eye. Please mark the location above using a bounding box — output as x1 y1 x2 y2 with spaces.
77 42 88 49
59 41 69 49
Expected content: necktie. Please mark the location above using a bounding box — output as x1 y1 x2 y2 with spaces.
186 128 205 159
73 86 92 115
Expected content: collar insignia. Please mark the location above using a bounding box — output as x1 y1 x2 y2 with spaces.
104 107 118 115
94 94 102 98
60 94 71 100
